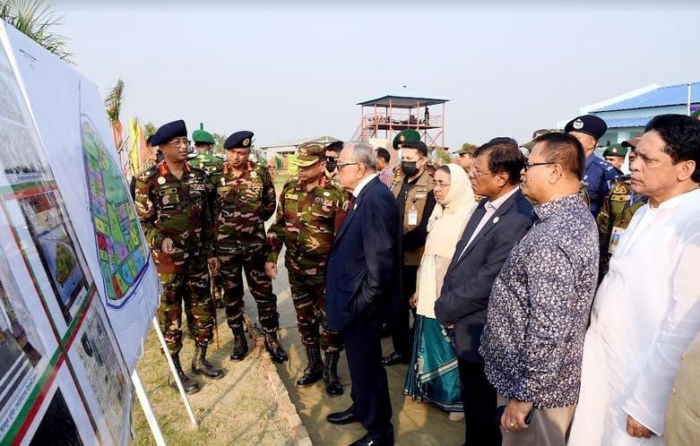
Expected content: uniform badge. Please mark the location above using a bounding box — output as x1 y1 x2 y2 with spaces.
399 135 406 142
573 119 584 130
251 171 258 178
243 138 251 147
221 177 226 186
493 216 500 224
323 191 330 197
157 177 166 185
199 162 204 168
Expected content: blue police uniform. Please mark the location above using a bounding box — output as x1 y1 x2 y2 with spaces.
583 154 620 217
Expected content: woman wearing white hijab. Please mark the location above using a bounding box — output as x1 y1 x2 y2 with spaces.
404 163 477 419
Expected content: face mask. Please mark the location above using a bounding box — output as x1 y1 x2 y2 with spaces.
401 161 419 177
325 159 337 171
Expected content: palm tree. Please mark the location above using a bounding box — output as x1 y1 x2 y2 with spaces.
0 0 71 62
104 79 129 173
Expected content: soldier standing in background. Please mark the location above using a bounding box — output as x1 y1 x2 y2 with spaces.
135 120 224 394
596 135 647 278
189 124 226 308
564 115 620 217
383 130 436 366
323 141 343 182
266 143 349 397
602 143 627 175
210 131 288 363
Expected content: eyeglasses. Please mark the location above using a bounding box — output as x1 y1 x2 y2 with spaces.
168 138 190 147
523 162 555 171
336 161 359 170
431 181 451 189
469 166 493 177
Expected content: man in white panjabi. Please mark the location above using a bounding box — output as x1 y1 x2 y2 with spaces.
568 114 700 446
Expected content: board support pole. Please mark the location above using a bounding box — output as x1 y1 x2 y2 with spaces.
151 317 199 427
132 370 167 446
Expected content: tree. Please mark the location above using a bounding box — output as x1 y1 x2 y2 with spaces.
0 0 71 62
104 79 129 174
144 122 156 139
212 132 226 156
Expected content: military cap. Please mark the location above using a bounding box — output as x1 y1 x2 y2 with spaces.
151 120 187 146
192 123 215 145
457 144 477 156
621 134 642 149
522 129 560 150
392 129 421 150
224 131 254 150
603 143 628 158
293 143 326 167
564 115 608 140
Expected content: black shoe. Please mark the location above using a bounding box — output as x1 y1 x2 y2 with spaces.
297 346 323 386
348 432 394 446
191 344 225 379
327 408 359 425
230 326 248 361
323 351 344 397
169 354 200 394
264 331 288 363
381 351 408 366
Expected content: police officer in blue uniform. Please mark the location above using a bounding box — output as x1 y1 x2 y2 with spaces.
564 114 620 217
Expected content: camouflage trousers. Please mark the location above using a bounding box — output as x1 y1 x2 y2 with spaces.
288 272 341 353
219 251 279 334
158 264 213 355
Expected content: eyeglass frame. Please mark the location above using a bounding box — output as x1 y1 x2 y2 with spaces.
167 138 190 147
336 161 360 170
523 162 556 171
431 180 451 189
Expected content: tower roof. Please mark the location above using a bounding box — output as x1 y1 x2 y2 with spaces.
358 86 449 108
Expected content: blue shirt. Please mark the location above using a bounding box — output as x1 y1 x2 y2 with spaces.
583 154 620 218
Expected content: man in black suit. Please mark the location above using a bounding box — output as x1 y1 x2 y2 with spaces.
435 138 535 446
325 141 401 446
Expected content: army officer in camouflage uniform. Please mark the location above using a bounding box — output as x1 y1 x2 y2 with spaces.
266 143 349 397
596 135 648 279
135 120 223 395
210 131 287 363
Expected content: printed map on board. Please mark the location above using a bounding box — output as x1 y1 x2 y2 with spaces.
81 116 147 307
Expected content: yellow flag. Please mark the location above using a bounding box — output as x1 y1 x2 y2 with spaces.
128 117 140 177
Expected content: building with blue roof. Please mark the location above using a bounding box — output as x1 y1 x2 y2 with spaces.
563 82 700 146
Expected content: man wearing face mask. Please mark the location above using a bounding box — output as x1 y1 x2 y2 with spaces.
382 130 436 366
324 141 343 182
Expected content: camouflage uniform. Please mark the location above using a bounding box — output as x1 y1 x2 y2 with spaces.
596 175 647 277
190 151 224 175
135 161 215 355
267 176 349 353
210 161 280 334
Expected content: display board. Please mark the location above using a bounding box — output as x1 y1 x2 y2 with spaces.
0 20 160 446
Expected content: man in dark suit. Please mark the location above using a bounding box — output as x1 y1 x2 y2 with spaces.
435 138 535 446
325 141 401 446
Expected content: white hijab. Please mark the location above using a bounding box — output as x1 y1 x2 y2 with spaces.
416 164 476 318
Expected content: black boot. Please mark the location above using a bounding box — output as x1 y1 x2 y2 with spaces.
230 326 248 361
169 354 200 394
296 346 323 386
192 344 224 379
323 351 344 397
264 331 288 363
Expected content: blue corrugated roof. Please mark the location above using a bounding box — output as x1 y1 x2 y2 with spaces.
598 116 654 129
592 82 700 112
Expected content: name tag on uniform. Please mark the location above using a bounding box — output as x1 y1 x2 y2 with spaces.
286 193 299 201
190 183 205 192
609 226 626 254
611 194 630 202
408 207 418 226
217 186 231 193
157 187 178 196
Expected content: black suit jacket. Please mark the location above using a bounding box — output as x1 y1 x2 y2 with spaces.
434 189 535 363
326 177 401 331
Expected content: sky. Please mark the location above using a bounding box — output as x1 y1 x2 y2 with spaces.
55 2 700 150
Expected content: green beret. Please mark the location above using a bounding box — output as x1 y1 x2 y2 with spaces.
192 125 215 145
392 129 421 150
603 143 628 158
